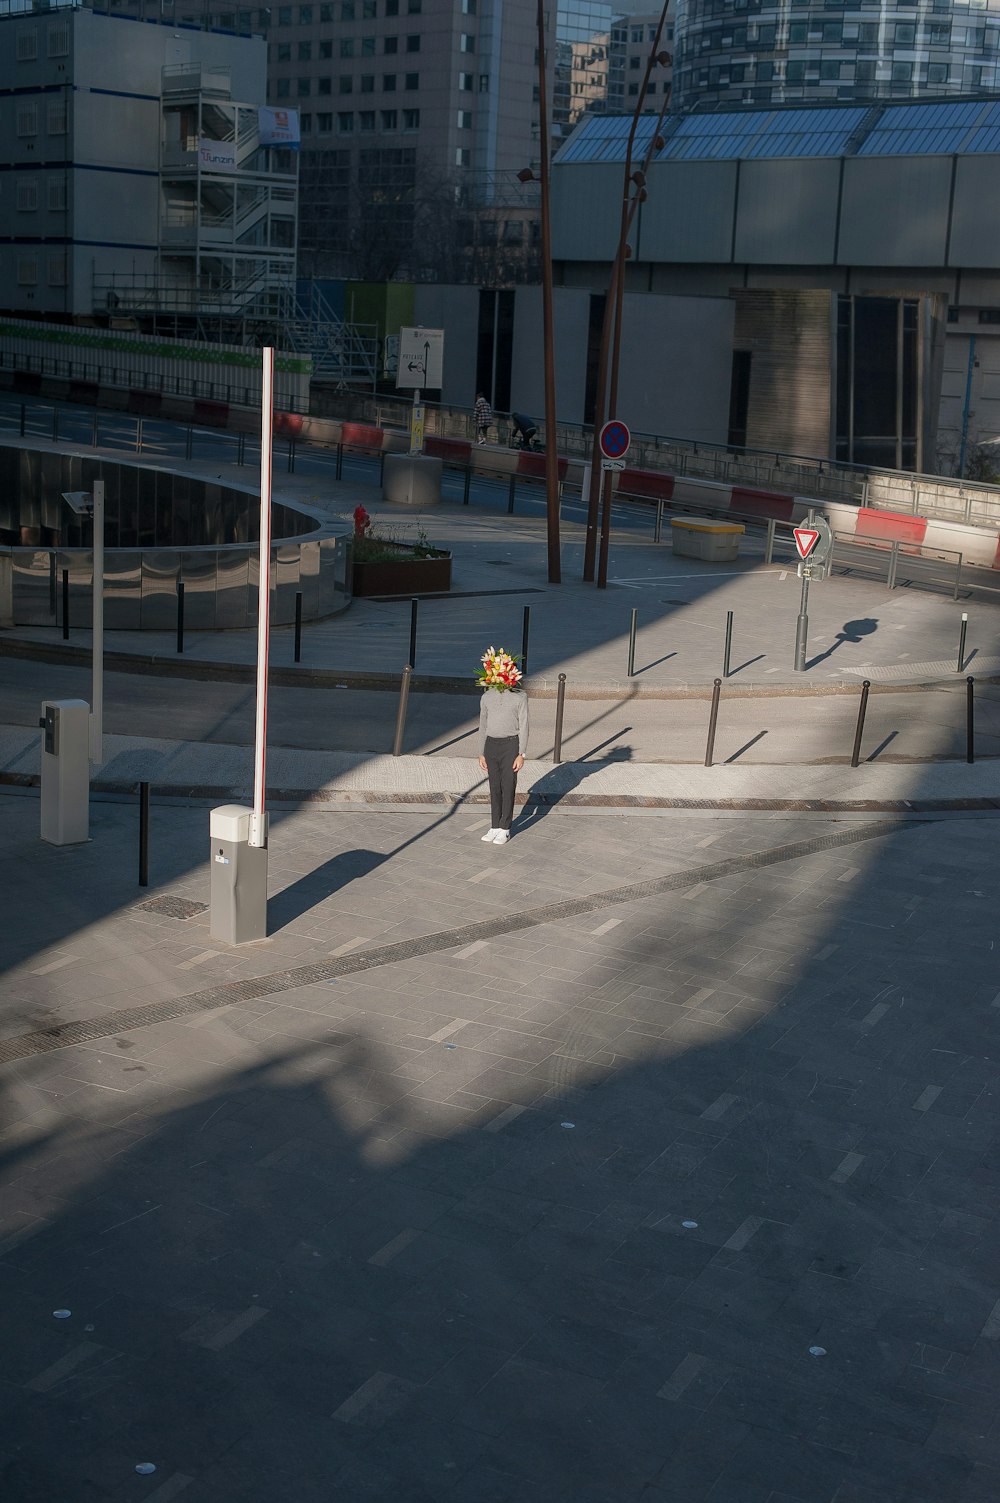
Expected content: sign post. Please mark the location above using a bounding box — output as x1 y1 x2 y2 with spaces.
792 515 833 672
396 327 444 456
597 420 630 587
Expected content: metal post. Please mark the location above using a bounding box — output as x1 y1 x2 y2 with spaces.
287 439 296 474
294 591 303 663
336 442 343 480
408 596 418 669
52 407 59 443
176 580 185 654
627 607 638 677
654 498 663 544
765 517 776 564
886 540 899 591
521 605 530 676
49 552 56 616
90 479 105 765
392 664 412 757
723 609 734 679
957 612 968 673
967 676 975 764
91 409 99 447
238 432 245 467
185 427 193 461
19 403 25 437
552 672 567 764
138 781 149 887
507 475 516 515
850 680 871 767
704 677 722 767
250 346 275 851
794 572 810 672
62 568 69 641
379 452 385 486
136 418 143 454
463 468 471 506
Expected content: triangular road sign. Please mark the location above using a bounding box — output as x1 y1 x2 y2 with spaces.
793 527 820 561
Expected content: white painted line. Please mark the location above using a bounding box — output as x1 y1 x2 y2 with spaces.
101 1205 161 1235
452 940 488 961
30 954 79 976
682 883 709 901
334 1371 396 1423
591 917 623 936
687 987 715 1009
191 1305 269 1351
861 1003 889 1029
176 950 221 971
329 935 369 956
830 1151 865 1184
145 1475 195 1501
369 1228 420 1267
837 867 860 883
468 868 494 884
981 1299 1000 1340
701 1091 737 1121
428 1018 471 1043
724 1215 764 1251
467 818 492 832
485 1103 527 1133
913 1085 942 1113
27 1342 101 1392
816 944 838 961
778 570 788 581
658 1352 708 1401
695 834 719 848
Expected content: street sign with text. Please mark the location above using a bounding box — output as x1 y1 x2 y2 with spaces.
396 327 444 389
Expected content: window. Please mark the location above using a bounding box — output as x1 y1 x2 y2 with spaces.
341 0 354 16
821 21 840 41
627 81 638 95
338 110 354 130
47 100 67 134
319 39 332 56
479 72 489 90
319 76 331 93
385 0 398 13
457 108 472 127
298 77 311 94
460 31 474 50
894 22 915 43
360 110 375 129
16 27 37 60
340 37 354 55
360 73 374 90
786 59 805 81
277 42 291 59
381 108 397 128
927 61 948 83
320 3 333 16
278 4 292 19
383 72 396 89
406 32 420 50
947 306 960 323
819 59 839 78
859 22 878 43
455 147 470 166
362 34 375 53
403 106 419 128
47 22 69 57
363 0 376 14
17 102 38 136
891 60 913 81
461 0 475 11
318 111 333 131
407 0 420 12
929 23 950 45
338 76 354 97
629 55 640 68
298 40 311 57
48 179 67 211
459 71 472 88
301 111 312 130
788 21 807 42
630 25 642 41
978 310 1000 324
17 180 38 212
404 71 418 88
17 258 38 286
276 77 291 96
856 59 876 81
299 4 312 19
647 80 656 93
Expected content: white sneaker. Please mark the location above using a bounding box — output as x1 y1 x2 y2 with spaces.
481 827 499 841
492 830 510 844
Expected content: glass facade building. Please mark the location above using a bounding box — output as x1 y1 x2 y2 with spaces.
672 0 1000 112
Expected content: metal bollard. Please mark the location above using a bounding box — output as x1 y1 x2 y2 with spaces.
850 680 871 768
136 418 144 453
408 596 418 669
287 439 296 474
654 498 664 544
237 432 246 467
723 610 734 679
521 605 530 677
52 407 59 443
967 676 975 764
957 612 968 673
138 781 150 887
463 468 471 506
49 553 57 617
335 442 343 480
185 427 193 461
20 403 26 437
379 452 386 486
627 608 638 677
91 409 99 447
704 677 722 767
553 672 567 764
176 580 185 655
62 568 69 641
507 475 516 515
765 517 776 564
294 591 303 663
886 540 900 591
392 665 413 757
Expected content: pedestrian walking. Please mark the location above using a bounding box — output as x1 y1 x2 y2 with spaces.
474 392 492 446
476 646 528 844
510 411 538 451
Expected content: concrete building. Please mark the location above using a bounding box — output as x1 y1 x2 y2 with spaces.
672 0 1000 114
0 2 297 328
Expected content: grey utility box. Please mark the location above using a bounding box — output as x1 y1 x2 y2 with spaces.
39 698 90 846
209 804 268 945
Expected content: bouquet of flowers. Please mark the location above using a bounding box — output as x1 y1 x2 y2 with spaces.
475 645 523 691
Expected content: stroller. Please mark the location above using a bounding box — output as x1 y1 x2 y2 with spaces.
510 412 540 452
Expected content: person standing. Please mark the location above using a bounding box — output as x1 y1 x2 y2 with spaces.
474 392 492 445
476 646 528 844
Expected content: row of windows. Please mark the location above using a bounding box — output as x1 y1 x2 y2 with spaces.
688 23 999 54
17 256 66 287
274 71 420 96
14 23 69 60
274 33 422 59
682 58 991 86
269 0 445 21
301 106 420 131
14 180 68 211
15 102 67 136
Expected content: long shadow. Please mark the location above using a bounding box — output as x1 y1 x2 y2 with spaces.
805 616 879 671
517 747 633 832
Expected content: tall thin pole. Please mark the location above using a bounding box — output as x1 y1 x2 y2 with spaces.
90 478 104 765
250 348 274 848
536 0 561 584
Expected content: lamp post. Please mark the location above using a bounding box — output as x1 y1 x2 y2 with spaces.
61 481 105 765
582 11 672 586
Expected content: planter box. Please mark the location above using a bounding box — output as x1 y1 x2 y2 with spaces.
351 547 452 597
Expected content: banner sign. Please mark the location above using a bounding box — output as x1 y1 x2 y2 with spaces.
258 106 300 149
198 138 236 171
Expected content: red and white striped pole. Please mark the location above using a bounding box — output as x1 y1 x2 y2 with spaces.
249 347 274 848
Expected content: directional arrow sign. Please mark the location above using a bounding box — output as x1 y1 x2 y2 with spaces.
793 527 820 561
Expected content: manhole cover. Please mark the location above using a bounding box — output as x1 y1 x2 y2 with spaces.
134 896 208 921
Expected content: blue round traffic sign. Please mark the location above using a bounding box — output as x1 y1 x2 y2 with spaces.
599 419 631 459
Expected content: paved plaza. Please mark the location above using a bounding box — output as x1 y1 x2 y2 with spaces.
1 410 1000 1501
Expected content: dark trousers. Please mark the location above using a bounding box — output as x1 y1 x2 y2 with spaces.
484 735 519 830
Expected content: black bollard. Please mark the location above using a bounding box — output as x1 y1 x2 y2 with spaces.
138 781 150 888
507 475 516 515
408 597 418 669
335 442 343 480
704 677 722 767
723 610 734 679
553 673 567 765
49 553 56 617
62 568 69 641
287 439 296 474
176 580 185 655
850 680 871 768
957 612 968 673
967 676 975 764
627 608 638 677
521 605 531 677
294 591 303 663
185 427 193 461
463 468 471 506
392 665 413 757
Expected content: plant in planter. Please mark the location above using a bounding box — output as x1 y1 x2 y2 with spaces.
349 507 453 596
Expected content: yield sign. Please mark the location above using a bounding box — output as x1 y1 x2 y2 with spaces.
793 527 820 561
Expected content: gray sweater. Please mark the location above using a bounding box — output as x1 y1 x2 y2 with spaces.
478 687 529 755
